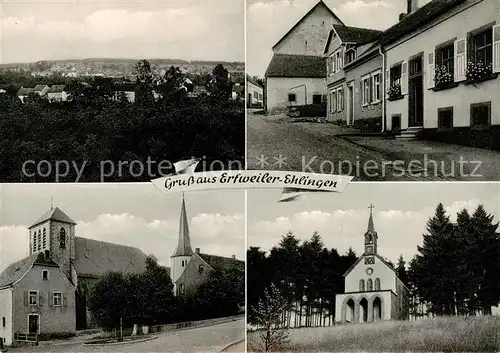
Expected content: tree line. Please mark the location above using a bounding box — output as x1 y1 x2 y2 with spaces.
87 256 244 337
248 203 500 330
247 232 359 328
0 61 244 182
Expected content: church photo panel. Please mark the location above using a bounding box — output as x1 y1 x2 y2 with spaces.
0 183 245 348
246 182 500 351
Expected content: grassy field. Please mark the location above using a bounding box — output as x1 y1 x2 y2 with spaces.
248 316 500 352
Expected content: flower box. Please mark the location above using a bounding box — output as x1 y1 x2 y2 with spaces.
387 83 402 101
465 61 495 84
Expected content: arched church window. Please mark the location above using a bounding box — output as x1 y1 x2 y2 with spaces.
359 279 365 292
375 278 380 291
367 279 373 291
59 228 66 249
37 230 41 251
42 228 47 249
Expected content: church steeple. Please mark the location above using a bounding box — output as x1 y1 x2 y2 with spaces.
172 194 193 257
364 204 378 255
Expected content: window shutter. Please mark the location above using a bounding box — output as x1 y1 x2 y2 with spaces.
385 69 390 99
63 294 68 307
493 25 500 73
23 291 28 306
401 61 408 95
39 293 44 307
428 52 435 89
48 292 53 307
340 88 344 111
454 38 467 81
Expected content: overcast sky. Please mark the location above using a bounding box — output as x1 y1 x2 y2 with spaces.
247 183 500 265
0 0 244 64
0 184 244 272
246 0 433 77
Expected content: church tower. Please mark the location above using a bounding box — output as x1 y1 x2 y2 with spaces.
28 205 77 283
364 204 378 255
170 195 194 293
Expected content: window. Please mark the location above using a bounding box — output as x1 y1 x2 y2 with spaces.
345 48 356 64
313 94 322 104
59 228 66 249
29 291 38 306
392 115 401 130
336 87 344 112
390 64 402 86
436 43 454 77
179 284 185 295
53 292 62 307
470 102 491 128
37 230 41 251
371 71 382 103
33 232 37 252
42 270 49 281
288 93 296 102
42 228 47 249
470 28 493 67
375 278 381 291
328 54 336 76
2 317 5 327
198 264 204 273
330 91 336 112
253 91 258 99
359 279 365 292
367 279 373 291
438 107 453 129
361 76 370 106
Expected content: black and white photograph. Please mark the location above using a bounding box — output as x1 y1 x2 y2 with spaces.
247 183 500 351
0 1 245 183
0 184 245 352
247 0 500 181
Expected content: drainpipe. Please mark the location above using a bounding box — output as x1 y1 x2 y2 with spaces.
378 45 386 133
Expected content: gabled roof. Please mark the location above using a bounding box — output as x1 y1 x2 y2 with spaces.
33 85 48 92
172 196 193 257
265 54 326 78
48 85 66 93
382 0 469 46
333 25 382 45
0 252 58 289
74 237 149 277
247 75 263 88
29 207 76 228
343 253 395 278
17 87 33 96
198 253 244 272
272 0 345 50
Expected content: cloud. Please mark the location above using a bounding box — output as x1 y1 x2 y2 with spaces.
0 211 244 273
1 3 243 63
248 199 489 264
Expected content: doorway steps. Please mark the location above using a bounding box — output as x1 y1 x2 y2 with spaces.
395 126 423 141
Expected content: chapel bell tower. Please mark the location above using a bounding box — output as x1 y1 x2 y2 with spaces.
364 204 378 255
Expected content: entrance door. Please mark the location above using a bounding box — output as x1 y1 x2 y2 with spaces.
408 55 424 127
347 84 354 125
28 314 39 334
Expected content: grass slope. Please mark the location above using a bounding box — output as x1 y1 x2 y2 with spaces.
249 316 500 352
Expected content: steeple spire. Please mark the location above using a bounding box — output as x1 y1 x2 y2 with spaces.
367 204 375 232
172 193 193 257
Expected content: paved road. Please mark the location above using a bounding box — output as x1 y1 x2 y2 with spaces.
247 112 448 181
10 319 245 353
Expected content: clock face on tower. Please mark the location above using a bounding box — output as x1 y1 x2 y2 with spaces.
366 268 373 275
366 246 373 254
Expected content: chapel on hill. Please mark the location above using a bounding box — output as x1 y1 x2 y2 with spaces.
335 205 409 323
0 197 242 346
